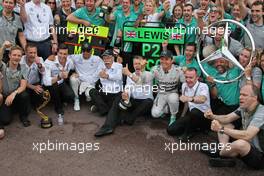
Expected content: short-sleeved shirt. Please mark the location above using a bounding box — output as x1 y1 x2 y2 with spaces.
182 81 211 112
0 62 27 97
19 56 44 85
151 65 185 94
234 104 264 152
130 3 144 16
244 20 264 50
174 55 201 76
73 7 104 26
239 67 262 89
214 67 240 106
0 10 23 46
177 17 198 44
111 10 137 51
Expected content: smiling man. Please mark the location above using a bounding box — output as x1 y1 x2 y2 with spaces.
151 50 185 127
0 44 31 140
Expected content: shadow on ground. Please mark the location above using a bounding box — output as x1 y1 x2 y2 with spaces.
0 103 263 176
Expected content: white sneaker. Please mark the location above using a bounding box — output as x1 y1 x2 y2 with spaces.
74 99 80 111
0 129 4 139
58 114 64 126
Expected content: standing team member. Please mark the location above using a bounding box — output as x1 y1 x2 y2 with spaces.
67 0 105 26
69 43 104 111
151 50 185 126
0 44 31 140
94 56 153 137
167 67 211 141
0 0 27 62
20 43 45 109
89 49 123 116
21 0 58 60
43 44 75 125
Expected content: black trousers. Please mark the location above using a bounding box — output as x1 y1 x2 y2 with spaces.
102 96 153 130
167 108 211 136
211 98 238 115
27 39 52 60
26 88 45 109
89 88 121 116
46 82 74 114
0 91 31 129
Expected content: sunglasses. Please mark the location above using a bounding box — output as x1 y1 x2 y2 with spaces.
48 1 56 4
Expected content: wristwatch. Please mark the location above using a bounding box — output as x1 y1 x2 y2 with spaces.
219 126 225 134
190 97 194 102
246 76 252 81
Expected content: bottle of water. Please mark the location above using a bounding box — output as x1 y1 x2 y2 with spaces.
58 114 64 126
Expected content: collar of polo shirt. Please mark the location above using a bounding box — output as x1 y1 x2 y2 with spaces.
0 9 15 21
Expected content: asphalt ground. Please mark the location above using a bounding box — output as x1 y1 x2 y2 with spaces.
0 102 264 176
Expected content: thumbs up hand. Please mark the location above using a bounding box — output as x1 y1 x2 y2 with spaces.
122 64 131 76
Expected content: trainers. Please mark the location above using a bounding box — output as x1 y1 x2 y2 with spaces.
74 99 80 111
90 105 97 112
58 114 64 126
0 129 4 139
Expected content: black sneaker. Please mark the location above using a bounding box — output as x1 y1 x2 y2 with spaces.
209 157 236 167
22 120 31 127
200 144 220 158
94 127 113 137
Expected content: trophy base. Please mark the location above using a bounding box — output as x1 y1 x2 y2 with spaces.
40 118 53 129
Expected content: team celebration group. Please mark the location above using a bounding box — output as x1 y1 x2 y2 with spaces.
0 0 264 169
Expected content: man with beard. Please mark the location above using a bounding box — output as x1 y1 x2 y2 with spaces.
206 57 241 130
69 42 104 111
43 44 75 125
20 43 45 109
177 3 198 44
67 0 105 26
151 50 185 127
244 1 264 50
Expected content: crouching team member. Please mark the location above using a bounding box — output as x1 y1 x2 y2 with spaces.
89 49 123 116
0 45 31 140
43 44 75 125
167 67 211 141
94 56 153 137
204 84 264 169
151 50 185 126
20 43 45 108
69 43 104 111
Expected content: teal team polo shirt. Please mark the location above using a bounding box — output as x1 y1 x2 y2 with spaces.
174 55 201 76
73 7 105 26
177 17 198 44
209 66 240 106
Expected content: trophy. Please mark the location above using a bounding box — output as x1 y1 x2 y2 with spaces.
37 90 53 128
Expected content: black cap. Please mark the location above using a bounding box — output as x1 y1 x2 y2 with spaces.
82 42 92 52
102 49 114 57
160 50 173 58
